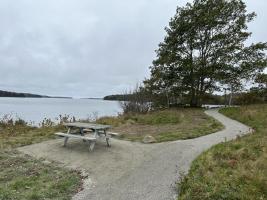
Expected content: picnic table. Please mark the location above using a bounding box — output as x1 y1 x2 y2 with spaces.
55 122 113 151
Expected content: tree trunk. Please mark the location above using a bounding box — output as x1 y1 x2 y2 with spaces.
166 92 170 108
229 87 233 106
224 88 227 107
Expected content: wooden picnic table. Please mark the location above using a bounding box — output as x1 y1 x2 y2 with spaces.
55 122 112 151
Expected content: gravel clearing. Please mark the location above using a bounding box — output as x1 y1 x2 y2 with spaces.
18 109 251 200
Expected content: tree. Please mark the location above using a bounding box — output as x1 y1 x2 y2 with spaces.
255 73 267 89
146 0 267 107
255 73 267 101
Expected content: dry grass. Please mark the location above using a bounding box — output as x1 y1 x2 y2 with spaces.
178 105 267 200
0 124 67 149
97 108 223 142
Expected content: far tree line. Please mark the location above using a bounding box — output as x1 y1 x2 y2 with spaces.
0 90 48 98
106 0 267 110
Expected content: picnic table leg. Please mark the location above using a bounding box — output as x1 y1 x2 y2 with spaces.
64 128 71 147
80 128 86 142
104 130 110 147
87 129 98 151
80 128 84 136
64 137 69 147
88 141 96 151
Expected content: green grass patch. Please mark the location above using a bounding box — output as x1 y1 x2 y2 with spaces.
0 122 82 200
96 109 181 126
0 124 67 149
0 151 82 200
178 105 267 200
97 108 224 142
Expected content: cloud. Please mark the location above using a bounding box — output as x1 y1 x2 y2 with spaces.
0 0 266 97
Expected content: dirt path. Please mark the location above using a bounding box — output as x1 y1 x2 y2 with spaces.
18 109 251 200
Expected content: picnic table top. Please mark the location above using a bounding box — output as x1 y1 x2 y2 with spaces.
63 122 111 130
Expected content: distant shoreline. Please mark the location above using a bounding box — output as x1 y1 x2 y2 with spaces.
0 89 70 99
0 97 73 99
80 97 103 100
0 89 110 100
0 96 108 100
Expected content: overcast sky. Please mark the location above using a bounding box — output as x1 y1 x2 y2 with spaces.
0 0 266 98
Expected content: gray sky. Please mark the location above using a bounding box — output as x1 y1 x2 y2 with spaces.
0 0 266 98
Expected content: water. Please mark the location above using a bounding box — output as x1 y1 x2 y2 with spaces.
0 98 122 124
202 104 225 109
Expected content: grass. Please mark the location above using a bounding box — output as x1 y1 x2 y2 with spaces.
0 151 82 200
97 108 223 142
178 104 267 200
0 122 82 200
0 124 66 149
0 108 223 199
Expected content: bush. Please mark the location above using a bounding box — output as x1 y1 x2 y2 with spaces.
120 101 151 114
235 92 265 105
0 114 27 127
120 85 151 114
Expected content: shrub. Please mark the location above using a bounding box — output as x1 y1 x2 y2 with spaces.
120 84 151 114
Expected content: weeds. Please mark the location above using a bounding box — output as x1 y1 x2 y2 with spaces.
178 104 267 200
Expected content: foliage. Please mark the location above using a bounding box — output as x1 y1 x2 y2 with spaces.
0 90 48 98
201 93 225 105
234 90 265 105
178 105 267 200
145 0 267 107
97 108 223 142
255 73 267 89
104 94 138 101
119 85 151 114
232 75 267 105
254 73 267 102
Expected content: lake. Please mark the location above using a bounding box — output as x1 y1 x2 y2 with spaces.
0 98 122 125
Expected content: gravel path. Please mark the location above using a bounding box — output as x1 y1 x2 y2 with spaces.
18 109 251 200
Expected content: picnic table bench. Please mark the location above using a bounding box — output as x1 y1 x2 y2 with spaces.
55 122 117 151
